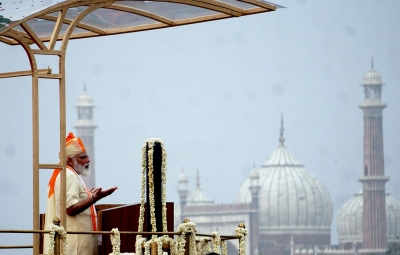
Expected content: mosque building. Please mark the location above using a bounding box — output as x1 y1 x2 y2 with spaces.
174 63 400 255
75 63 400 255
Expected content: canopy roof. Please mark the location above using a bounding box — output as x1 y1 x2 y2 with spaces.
0 0 279 46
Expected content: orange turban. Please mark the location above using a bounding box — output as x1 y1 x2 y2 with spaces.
49 132 86 198
63 132 86 159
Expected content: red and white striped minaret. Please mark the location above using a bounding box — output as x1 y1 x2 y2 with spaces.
358 59 389 255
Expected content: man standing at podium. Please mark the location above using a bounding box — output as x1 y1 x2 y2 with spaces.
44 132 118 255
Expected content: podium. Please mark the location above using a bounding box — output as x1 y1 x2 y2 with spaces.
96 203 174 255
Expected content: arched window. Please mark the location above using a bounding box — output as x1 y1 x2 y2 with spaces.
370 88 376 99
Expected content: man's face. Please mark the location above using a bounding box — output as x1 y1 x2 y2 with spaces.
68 152 90 176
74 152 90 166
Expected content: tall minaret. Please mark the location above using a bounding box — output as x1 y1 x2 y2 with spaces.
358 60 389 255
249 166 260 255
74 85 98 189
177 168 189 222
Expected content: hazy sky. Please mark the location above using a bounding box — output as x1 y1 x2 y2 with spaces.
1 1 400 254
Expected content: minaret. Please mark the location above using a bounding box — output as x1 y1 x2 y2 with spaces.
358 60 389 255
73 85 98 189
177 169 189 222
249 166 260 255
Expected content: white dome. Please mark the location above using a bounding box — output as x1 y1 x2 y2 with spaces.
337 190 400 244
186 170 214 206
178 170 188 182
235 145 334 233
76 91 95 107
186 188 214 205
363 69 382 85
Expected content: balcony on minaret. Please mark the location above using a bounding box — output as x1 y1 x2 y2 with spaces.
359 67 386 109
78 108 93 120
363 85 381 103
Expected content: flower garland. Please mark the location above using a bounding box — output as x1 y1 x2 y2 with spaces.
135 238 146 255
161 236 176 255
211 231 221 254
110 228 136 255
196 237 210 255
221 240 227 255
147 142 157 237
177 222 197 255
47 224 69 255
204 240 211 255
110 228 121 255
235 227 247 255
136 138 169 254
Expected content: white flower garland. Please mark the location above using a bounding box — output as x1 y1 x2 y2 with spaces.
110 228 121 255
161 236 176 255
177 222 197 255
211 231 221 254
204 240 211 255
47 224 69 255
136 138 170 255
196 237 210 255
221 240 227 255
235 227 247 255
135 237 147 255
109 228 136 255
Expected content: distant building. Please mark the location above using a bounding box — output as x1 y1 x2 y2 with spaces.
338 62 400 255
177 117 334 255
175 63 400 255
74 85 97 189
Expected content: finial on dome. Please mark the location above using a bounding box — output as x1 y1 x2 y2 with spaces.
83 82 87 92
196 168 200 189
371 56 374 69
279 114 286 146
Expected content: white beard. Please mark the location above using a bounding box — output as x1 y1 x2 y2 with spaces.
73 158 90 177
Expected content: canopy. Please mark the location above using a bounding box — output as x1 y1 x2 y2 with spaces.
0 0 280 46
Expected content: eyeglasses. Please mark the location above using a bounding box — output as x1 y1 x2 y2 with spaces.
75 154 89 159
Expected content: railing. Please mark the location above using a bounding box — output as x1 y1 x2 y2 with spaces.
0 218 244 255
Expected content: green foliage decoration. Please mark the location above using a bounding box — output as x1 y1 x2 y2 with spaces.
0 15 12 31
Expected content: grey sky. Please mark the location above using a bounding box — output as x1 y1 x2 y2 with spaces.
1 1 400 254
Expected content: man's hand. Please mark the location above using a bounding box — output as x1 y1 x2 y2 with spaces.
91 186 118 202
66 186 118 216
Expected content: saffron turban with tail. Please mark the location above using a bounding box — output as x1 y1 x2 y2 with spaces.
48 132 86 198
64 132 86 159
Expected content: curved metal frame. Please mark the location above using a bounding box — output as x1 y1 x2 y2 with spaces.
0 0 276 45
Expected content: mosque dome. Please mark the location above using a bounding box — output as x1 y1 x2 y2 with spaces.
235 144 333 232
186 170 214 206
363 69 382 85
235 120 333 233
362 60 382 85
337 190 400 244
76 86 95 107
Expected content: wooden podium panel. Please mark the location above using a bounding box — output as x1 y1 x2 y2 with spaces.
98 202 174 255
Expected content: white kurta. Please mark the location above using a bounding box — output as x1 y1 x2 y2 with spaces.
44 167 98 255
